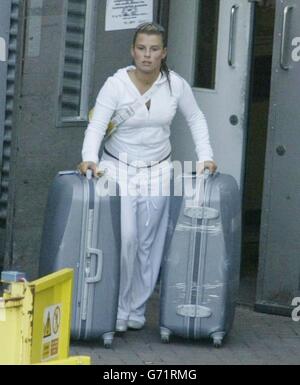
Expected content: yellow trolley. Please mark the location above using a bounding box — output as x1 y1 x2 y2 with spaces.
0 269 90 365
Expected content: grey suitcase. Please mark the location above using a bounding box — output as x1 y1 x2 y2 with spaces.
39 170 121 348
160 171 241 347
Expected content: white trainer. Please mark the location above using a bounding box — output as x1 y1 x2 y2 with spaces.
127 320 144 330
116 319 128 332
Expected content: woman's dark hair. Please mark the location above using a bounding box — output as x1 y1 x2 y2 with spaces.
132 22 172 94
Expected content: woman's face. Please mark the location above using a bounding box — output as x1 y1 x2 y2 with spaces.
131 33 167 74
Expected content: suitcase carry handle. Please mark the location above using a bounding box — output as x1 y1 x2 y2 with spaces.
188 172 207 208
86 248 103 283
181 169 216 222
81 248 103 321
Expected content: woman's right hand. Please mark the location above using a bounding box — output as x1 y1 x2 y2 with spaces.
77 161 102 177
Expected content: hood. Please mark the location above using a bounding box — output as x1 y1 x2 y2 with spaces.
113 65 168 87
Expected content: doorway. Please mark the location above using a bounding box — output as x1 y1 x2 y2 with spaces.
166 0 277 307
239 1 276 306
167 0 254 186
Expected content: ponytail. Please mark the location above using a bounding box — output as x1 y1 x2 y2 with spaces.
160 58 172 95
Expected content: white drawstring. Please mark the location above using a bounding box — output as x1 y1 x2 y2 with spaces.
145 201 150 227
145 199 158 227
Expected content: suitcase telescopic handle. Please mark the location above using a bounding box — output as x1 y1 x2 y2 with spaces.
86 248 103 283
190 168 211 207
203 168 210 179
185 168 211 179
86 169 93 180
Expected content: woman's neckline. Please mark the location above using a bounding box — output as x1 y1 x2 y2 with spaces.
126 67 162 96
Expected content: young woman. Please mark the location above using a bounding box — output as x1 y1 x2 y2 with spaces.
78 22 217 332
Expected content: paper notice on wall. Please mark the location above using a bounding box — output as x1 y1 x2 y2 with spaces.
105 0 153 31
27 0 43 57
0 37 6 62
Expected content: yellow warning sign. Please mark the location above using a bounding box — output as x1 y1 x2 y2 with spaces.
41 304 62 362
52 306 61 335
42 342 50 360
43 312 51 338
50 338 59 356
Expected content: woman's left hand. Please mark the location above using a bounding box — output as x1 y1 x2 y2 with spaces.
196 160 218 175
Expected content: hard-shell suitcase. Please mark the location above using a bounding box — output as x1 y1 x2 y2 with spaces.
160 171 241 347
39 170 121 348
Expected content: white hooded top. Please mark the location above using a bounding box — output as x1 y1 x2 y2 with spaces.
82 65 214 164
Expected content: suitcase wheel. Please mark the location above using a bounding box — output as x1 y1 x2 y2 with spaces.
160 327 171 343
104 341 113 349
211 332 225 348
213 339 222 348
102 332 114 349
161 334 170 344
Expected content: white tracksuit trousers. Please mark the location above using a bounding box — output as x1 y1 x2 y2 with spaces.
98 152 172 324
